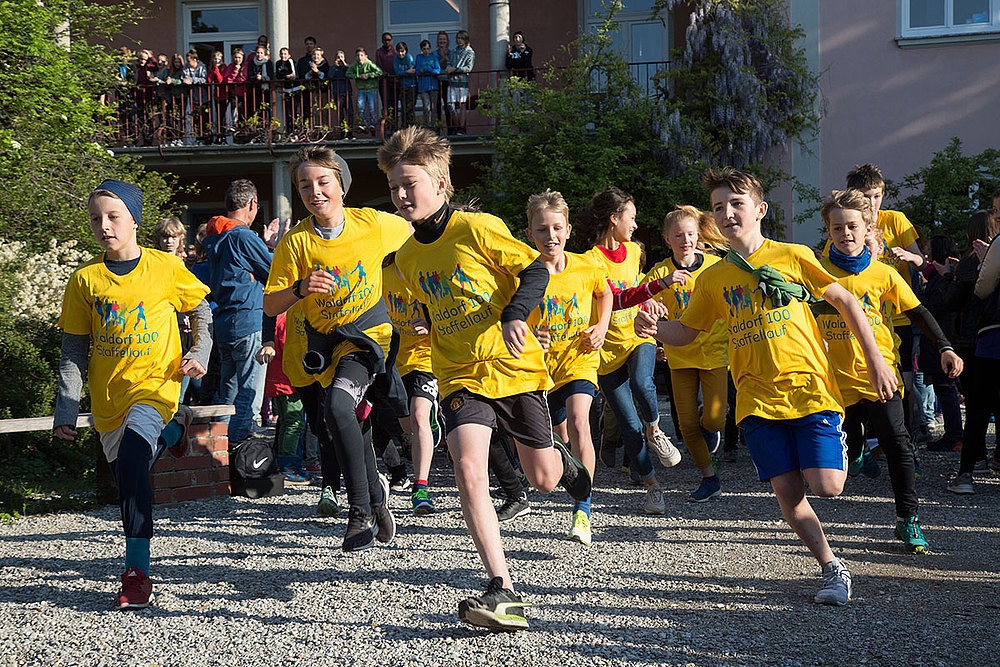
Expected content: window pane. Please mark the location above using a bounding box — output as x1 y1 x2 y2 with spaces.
954 0 990 24
391 34 424 53
389 0 460 25
631 22 664 62
190 8 259 34
908 0 945 28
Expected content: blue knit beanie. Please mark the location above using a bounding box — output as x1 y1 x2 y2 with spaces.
94 179 143 227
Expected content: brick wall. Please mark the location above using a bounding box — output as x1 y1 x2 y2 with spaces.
150 420 230 504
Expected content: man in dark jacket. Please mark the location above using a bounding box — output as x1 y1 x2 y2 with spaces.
203 179 272 443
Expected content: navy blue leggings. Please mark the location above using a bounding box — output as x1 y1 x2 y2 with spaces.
113 428 153 539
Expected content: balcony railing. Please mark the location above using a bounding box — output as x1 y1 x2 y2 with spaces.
101 63 668 149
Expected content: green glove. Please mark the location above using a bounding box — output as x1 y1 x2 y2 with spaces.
727 250 820 309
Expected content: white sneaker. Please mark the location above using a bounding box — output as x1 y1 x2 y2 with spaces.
814 560 852 606
644 485 665 515
946 472 975 495
648 430 681 468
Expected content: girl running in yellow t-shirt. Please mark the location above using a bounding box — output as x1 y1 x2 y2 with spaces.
525 190 612 545
577 187 679 516
644 206 730 502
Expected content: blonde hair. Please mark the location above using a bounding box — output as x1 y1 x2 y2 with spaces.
663 204 727 252
526 189 569 226
701 167 765 205
290 146 345 191
155 216 185 239
377 125 454 200
820 188 874 229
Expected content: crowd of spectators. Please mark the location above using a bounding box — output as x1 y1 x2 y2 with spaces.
108 28 535 146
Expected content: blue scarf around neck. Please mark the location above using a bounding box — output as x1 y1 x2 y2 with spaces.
828 243 871 274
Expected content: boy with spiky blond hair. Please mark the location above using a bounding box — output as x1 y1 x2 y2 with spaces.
637 168 897 607
377 126 590 631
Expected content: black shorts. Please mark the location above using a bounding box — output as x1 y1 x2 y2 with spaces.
441 389 554 449
402 370 439 403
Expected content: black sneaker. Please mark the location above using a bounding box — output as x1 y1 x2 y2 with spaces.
553 434 592 502
496 493 530 522
373 473 396 544
599 439 618 468
458 577 532 631
389 466 412 492
342 505 377 552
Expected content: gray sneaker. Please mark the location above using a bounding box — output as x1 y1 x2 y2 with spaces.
648 430 681 468
814 560 852 606
946 472 975 495
643 485 666 515
317 486 342 517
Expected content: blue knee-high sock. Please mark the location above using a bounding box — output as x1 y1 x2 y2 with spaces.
124 537 151 574
574 495 592 518
160 420 183 448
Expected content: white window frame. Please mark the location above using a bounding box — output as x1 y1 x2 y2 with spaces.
379 0 466 52
898 0 1000 46
181 1 262 59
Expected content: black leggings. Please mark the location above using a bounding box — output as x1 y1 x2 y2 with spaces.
324 353 384 510
113 428 153 539
844 393 918 518
297 382 342 491
960 356 1000 474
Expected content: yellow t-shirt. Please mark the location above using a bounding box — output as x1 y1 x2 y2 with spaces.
588 243 647 375
393 210 551 399
280 300 312 388
58 249 209 432
680 239 843 423
538 252 606 390
645 253 729 370
383 258 432 376
814 258 919 405
823 209 918 326
265 209 409 386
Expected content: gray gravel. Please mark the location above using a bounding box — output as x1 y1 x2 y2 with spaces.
1 424 997 667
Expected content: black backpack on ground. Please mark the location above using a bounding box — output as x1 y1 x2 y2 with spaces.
230 438 284 498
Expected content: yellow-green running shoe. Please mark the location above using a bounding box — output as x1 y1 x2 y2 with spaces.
566 509 592 546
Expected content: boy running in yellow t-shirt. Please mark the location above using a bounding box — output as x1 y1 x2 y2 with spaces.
525 189 612 546
376 126 591 631
55 180 212 610
644 206 730 503
812 189 962 554
263 146 410 553
637 168 897 607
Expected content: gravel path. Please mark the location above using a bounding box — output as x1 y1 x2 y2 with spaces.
1 426 996 667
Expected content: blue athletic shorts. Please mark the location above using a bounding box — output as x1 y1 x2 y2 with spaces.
741 410 847 481
546 379 597 425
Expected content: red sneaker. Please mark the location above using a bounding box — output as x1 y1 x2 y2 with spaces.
116 568 154 610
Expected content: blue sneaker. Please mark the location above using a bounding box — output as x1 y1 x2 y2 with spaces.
411 487 435 516
687 475 721 503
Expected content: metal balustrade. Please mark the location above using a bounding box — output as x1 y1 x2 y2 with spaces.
101 62 669 148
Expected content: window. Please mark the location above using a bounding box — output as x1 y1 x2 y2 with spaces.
899 0 1000 42
381 0 464 57
183 2 261 66
584 0 670 93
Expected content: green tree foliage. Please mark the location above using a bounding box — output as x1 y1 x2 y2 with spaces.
467 0 820 243
464 4 704 252
890 138 1000 246
0 0 176 252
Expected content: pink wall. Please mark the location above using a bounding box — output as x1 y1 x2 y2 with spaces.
818 2 1000 197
